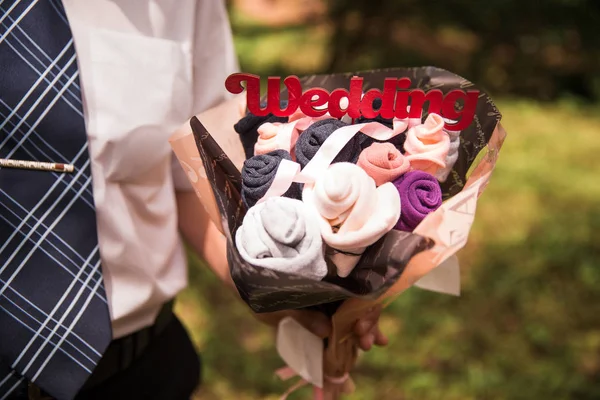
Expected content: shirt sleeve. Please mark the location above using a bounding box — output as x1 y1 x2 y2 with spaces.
171 0 240 191
190 0 240 113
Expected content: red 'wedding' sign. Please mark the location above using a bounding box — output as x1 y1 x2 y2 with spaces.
225 73 480 131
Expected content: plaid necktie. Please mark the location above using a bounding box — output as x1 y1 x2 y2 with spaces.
0 1 112 399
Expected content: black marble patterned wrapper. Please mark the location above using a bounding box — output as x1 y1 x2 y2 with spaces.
189 67 501 313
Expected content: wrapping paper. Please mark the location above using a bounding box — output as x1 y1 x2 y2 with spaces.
169 67 507 399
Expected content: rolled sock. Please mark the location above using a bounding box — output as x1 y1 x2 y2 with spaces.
392 170 442 231
403 113 450 175
435 129 460 182
295 118 362 168
303 162 400 277
241 149 302 208
234 100 289 159
357 142 411 186
254 121 299 156
235 197 328 280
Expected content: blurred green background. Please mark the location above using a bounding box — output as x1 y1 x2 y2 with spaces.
177 1 600 399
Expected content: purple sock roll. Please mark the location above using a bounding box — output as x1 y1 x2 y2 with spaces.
392 170 442 231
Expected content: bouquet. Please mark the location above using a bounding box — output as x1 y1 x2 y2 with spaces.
170 67 507 399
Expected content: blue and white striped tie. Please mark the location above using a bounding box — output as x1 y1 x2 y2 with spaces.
0 1 112 398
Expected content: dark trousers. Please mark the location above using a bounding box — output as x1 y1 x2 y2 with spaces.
74 316 201 400
6 316 201 400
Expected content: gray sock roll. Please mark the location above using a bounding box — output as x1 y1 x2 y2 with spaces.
235 197 328 280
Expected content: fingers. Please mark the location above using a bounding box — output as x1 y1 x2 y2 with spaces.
288 309 332 339
354 306 388 351
257 306 387 349
358 332 375 351
357 326 388 350
353 306 382 336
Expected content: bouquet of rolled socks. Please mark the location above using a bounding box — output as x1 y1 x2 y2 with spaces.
170 67 507 399
235 103 454 281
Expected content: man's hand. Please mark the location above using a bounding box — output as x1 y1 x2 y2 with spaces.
255 306 388 351
352 306 388 350
254 309 333 339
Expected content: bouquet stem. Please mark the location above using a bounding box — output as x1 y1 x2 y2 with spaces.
322 325 359 399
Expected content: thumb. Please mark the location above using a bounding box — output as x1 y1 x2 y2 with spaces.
287 310 332 339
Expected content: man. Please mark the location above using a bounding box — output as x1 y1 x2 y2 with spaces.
0 1 387 399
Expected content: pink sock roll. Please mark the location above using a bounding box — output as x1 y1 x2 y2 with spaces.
357 142 411 186
254 122 300 157
303 162 400 278
404 113 450 175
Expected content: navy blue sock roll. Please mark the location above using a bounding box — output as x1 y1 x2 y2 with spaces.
241 149 302 208
295 119 362 168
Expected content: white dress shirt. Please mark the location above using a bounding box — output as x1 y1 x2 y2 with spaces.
61 0 239 338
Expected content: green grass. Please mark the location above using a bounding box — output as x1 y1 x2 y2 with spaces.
175 11 600 400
